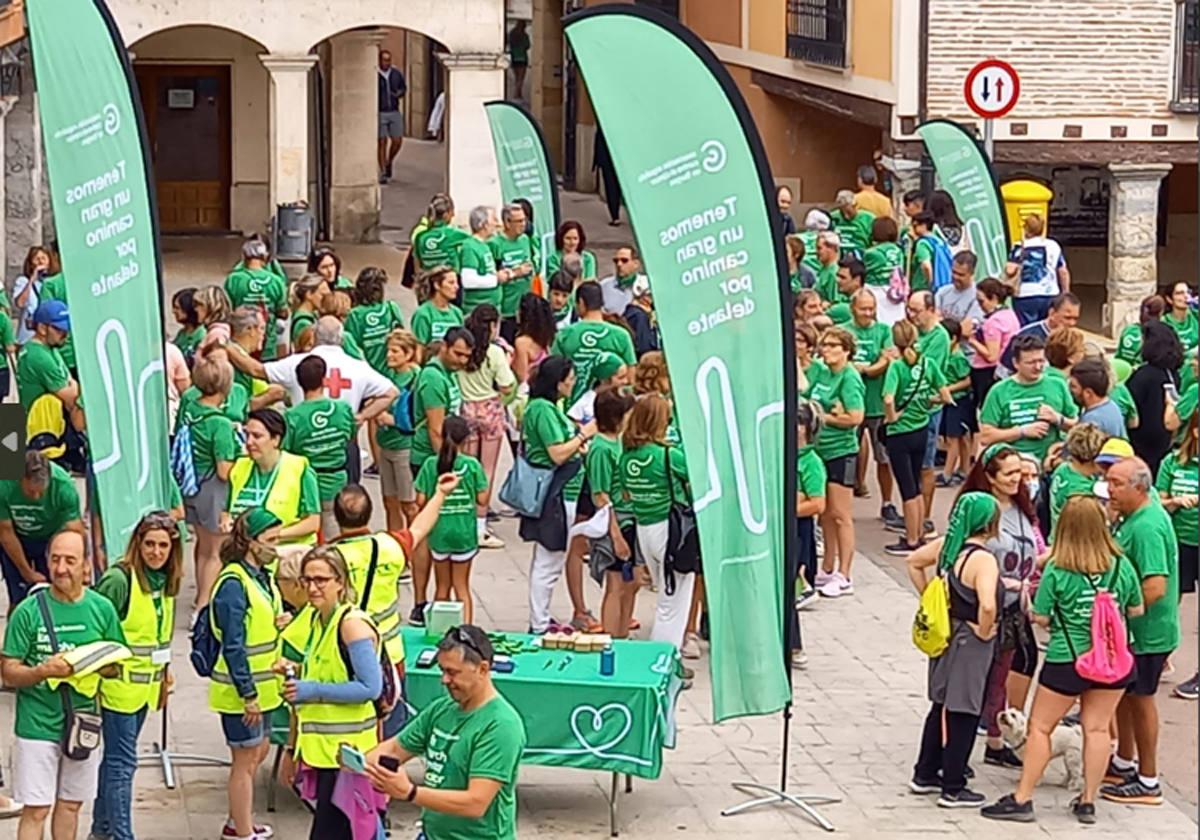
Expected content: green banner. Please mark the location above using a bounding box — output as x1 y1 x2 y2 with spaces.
917 120 1010 279
565 6 792 721
28 0 171 555
484 100 560 279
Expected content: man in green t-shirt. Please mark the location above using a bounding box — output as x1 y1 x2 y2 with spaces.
0 451 85 609
979 332 1078 466
844 291 896 522
229 307 286 411
224 238 288 361
366 625 526 840
459 207 500 314
813 231 841 305
284 355 358 539
1101 458 1180 807
551 282 637 405
906 291 953 525
18 300 81 417
830 190 874 261
1 529 124 839
488 204 536 341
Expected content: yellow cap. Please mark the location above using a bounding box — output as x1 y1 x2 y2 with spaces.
1096 438 1135 463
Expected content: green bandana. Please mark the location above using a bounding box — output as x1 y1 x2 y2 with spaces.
980 443 1012 468
592 351 624 383
244 508 282 539
938 492 1000 571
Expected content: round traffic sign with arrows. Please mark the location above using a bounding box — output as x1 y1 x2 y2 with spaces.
964 59 1020 119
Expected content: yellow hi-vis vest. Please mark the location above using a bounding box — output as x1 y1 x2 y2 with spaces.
100 570 175 714
336 533 406 665
229 452 317 546
208 562 283 714
295 603 380 769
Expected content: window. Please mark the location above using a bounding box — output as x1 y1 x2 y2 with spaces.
1175 0 1199 111
787 0 848 68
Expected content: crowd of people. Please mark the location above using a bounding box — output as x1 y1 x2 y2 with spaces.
0 162 1192 839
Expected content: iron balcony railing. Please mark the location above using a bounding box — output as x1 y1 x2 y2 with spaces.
1174 0 1199 111
787 0 848 68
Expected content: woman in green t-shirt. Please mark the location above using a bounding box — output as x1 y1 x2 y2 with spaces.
522 357 595 634
1157 414 1199 699
411 266 465 350
546 221 598 282
307 245 354 291
620 393 693 654
1047 423 1105 538
1164 281 1199 358
172 287 206 364
983 496 1142 824
864 216 905 288
289 273 330 349
377 329 422 532
1115 294 1164 367
793 400 827 645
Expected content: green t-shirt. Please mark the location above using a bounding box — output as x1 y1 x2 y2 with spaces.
979 374 1077 462
910 238 936 292
377 367 418 452
2 589 125 742
175 398 240 479
345 301 405 375
944 346 971 405
551 321 637 405
228 458 321 519
0 463 81 538
1115 501 1181 655
16 339 70 411
1115 323 1142 366
1112 381 1139 428
94 565 169 622
586 434 632 520
283 399 357 503
460 236 500 314
411 359 462 470
814 262 839 305
1165 309 1199 356
916 323 951 372
414 454 488 554
38 274 75 370
178 383 251 425
1047 462 1097 537
845 320 892 418
173 325 207 359
1176 382 1198 431
224 267 288 361
411 302 465 347
882 355 946 436
0 315 13 368
397 694 526 840
413 223 470 272
522 398 584 502
796 446 827 504
802 361 865 462
619 443 688 525
863 242 904 288
488 233 535 318
1156 454 1199 547
830 208 873 258
291 311 317 346
546 249 597 281
1034 558 1142 664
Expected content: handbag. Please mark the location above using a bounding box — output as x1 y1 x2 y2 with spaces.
498 448 556 518
662 446 701 595
36 591 102 761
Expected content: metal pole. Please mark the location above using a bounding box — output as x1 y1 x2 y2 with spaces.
983 118 995 161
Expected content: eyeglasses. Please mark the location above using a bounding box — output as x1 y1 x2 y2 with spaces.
444 626 488 661
613 257 631 264
300 575 336 588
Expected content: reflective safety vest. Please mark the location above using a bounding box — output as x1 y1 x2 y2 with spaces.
229 452 317 546
336 533 406 665
100 570 175 714
295 603 380 768
208 562 283 714
279 605 315 664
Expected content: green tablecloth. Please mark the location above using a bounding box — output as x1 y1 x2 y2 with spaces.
401 628 682 780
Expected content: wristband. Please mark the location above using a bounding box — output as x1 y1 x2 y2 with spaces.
1017 425 1025 440
406 784 419 803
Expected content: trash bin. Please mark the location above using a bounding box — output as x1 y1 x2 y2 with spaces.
999 180 1053 244
274 202 314 262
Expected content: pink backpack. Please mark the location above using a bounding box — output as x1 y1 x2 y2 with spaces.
1064 558 1134 684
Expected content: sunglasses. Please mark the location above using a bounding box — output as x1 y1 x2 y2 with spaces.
444 626 489 661
613 257 631 264
139 511 179 537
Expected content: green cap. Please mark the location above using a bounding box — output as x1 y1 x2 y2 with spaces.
244 508 282 539
591 351 624 383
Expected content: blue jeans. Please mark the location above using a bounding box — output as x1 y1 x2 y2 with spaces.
1014 295 1053 326
92 707 148 840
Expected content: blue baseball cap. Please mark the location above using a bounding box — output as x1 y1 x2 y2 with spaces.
33 300 70 332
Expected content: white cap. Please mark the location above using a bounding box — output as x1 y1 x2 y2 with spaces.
804 208 831 231
631 276 652 299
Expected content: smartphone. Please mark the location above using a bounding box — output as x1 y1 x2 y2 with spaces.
379 755 401 772
415 648 437 668
339 743 368 774
1164 382 1180 403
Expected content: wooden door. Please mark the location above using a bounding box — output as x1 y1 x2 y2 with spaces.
134 64 231 232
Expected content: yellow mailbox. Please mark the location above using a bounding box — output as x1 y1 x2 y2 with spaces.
1000 180 1053 243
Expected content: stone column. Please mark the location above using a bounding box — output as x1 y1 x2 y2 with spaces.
259 54 318 211
329 30 383 243
1104 163 1171 338
5 89 42 283
439 52 507 216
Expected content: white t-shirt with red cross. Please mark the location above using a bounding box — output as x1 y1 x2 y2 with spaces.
264 345 395 410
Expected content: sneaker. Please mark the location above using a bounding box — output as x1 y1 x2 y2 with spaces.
923 520 938 537
814 568 835 588
885 538 921 557
409 602 427 627
478 531 505 550
984 745 1023 769
791 649 808 670
363 464 380 478
964 764 975 780
980 793 1034 821
378 173 389 184
908 776 941 795
1102 758 1138 785
935 473 955 488
937 788 986 809
222 822 274 839
384 163 393 178
486 511 501 523
819 573 852 598
884 517 907 534
795 587 819 611
1061 711 1082 727
880 504 904 529
0 796 23 819
854 484 870 498
681 633 702 660
950 471 966 486
1100 778 1163 805
1070 797 1096 825
1174 672 1200 699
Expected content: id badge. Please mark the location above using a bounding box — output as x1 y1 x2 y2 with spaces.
151 648 171 666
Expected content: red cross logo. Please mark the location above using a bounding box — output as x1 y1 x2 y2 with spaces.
323 368 352 398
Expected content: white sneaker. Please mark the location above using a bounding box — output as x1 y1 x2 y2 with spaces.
0 795 23 819
818 573 846 598
839 576 854 596
814 568 835 588
681 633 702 660
791 649 808 670
478 531 505 550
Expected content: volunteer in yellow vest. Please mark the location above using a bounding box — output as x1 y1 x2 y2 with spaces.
329 477 459 737
93 511 182 840
278 546 383 840
227 409 321 553
209 509 285 840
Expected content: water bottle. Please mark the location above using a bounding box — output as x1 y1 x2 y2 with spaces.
600 647 615 677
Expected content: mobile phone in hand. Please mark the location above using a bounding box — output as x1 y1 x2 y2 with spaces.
339 743 368 774
380 755 400 772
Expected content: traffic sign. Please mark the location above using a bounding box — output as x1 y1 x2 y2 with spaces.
964 59 1020 119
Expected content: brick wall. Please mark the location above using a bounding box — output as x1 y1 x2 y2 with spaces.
926 0 1178 121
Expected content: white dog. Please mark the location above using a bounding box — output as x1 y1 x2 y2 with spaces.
996 708 1083 790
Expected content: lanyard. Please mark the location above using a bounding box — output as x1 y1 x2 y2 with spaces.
235 461 281 514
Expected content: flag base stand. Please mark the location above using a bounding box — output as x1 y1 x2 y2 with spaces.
138 708 229 789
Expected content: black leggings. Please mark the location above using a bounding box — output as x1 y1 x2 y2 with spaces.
790 517 816 651
970 365 997 408
310 768 353 840
914 702 981 794
885 428 927 501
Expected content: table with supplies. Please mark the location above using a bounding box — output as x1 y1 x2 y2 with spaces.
401 628 683 836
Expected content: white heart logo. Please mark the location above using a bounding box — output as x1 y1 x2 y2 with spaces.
569 703 632 756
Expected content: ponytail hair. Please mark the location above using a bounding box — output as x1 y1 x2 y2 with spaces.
437 415 471 476
891 319 920 366
427 193 454 224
